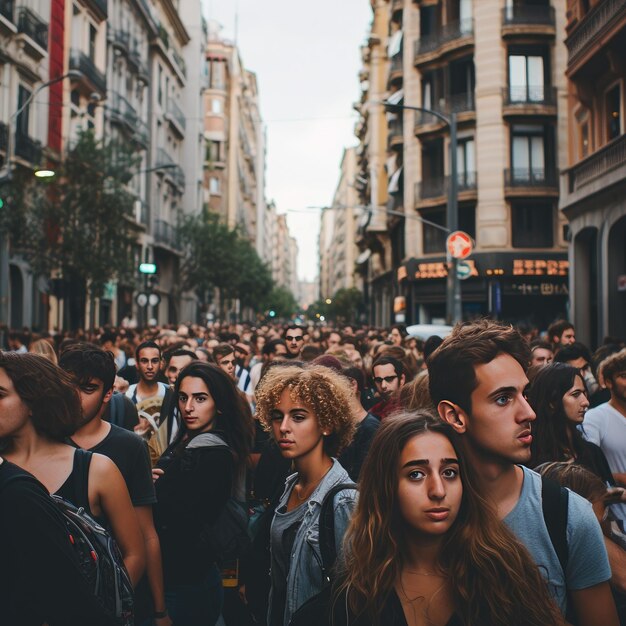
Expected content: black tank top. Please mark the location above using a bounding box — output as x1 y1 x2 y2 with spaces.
54 448 106 526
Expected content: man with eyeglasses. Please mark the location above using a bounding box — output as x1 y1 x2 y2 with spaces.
283 325 307 359
370 355 405 420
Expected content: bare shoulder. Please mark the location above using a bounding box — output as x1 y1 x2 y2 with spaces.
89 452 123 482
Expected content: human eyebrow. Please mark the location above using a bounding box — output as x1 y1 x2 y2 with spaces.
402 459 429 469
487 386 519 400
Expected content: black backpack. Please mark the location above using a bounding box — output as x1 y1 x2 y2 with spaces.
186 433 252 562
2 450 134 625
289 482 358 626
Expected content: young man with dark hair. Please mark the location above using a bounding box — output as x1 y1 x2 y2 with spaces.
59 344 171 626
370 355 405 420
548 319 576 349
162 348 196 386
584 349 626 524
249 338 288 397
428 320 617 625
554 341 599 396
283 325 306 359
530 339 554 368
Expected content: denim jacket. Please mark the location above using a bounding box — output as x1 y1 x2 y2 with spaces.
268 459 357 626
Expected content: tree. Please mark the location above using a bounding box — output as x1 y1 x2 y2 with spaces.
263 285 298 319
329 287 363 324
1 129 140 329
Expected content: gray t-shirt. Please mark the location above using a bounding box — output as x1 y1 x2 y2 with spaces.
269 498 308 626
505 466 611 615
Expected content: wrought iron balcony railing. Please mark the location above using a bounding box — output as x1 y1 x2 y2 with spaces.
156 148 185 190
14 132 42 164
69 50 107 94
502 4 556 26
17 7 48 51
167 99 186 132
504 167 558 187
0 0 15 23
415 171 477 201
154 218 181 251
567 134 626 193
503 85 557 106
415 19 473 57
414 92 475 126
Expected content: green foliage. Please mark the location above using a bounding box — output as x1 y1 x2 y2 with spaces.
330 287 363 323
262 285 298 319
178 207 275 313
0 129 139 297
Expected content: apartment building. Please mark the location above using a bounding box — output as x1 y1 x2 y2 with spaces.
354 0 570 328
203 22 266 255
559 0 626 347
319 206 335 300
272 212 298 295
319 147 361 300
0 0 52 328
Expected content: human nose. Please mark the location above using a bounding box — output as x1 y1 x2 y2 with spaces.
428 474 446 500
183 397 194 413
518 395 536 424
581 395 590 409
279 416 290 435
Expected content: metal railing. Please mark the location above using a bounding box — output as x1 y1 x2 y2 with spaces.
171 49 187 77
128 47 150 81
112 29 130 51
415 18 473 57
17 7 48 51
503 85 557 106
502 4 556 26
0 0 14 23
110 91 138 126
415 171 477 200
134 118 149 147
387 117 403 144
414 92 475 126
504 167 558 187
566 0 626 62
390 54 403 74
69 50 107 94
14 132 42 164
156 148 185 189
154 219 181 250
167 99 186 131
567 133 626 193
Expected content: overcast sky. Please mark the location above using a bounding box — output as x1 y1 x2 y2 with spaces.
200 0 372 282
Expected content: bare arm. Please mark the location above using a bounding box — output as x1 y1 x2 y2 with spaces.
91 455 146 586
612 472 626 487
570 582 619 626
605 537 626 595
135 506 171 626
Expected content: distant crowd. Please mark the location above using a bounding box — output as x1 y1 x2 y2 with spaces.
1 317 626 626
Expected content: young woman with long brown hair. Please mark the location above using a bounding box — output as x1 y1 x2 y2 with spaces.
332 411 563 626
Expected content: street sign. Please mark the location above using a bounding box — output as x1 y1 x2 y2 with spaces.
457 260 472 280
446 230 473 259
136 292 148 306
139 263 157 274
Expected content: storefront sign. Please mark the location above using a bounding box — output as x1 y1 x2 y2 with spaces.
513 259 569 276
410 260 478 280
510 283 569 296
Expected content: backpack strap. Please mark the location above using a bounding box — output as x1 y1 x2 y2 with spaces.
541 475 569 574
72 449 94 513
318 482 357 580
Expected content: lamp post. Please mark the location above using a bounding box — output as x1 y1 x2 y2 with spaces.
0 70 82 342
382 101 462 325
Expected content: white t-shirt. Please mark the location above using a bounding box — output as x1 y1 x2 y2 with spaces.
583 402 626 520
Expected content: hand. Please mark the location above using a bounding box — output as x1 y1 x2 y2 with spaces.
152 468 164 483
238 584 247 605
155 616 172 626
605 487 626 504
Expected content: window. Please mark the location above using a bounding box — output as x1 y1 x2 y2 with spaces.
606 84 622 141
457 137 476 188
508 53 545 102
89 24 97 61
511 202 553 248
209 59 225 89
211 99 222 114
206 140 221 162
17 85 31 137
580 120 590 159
511 124 547 183
421 209 446 254
158 65 163 106
209 176 221 194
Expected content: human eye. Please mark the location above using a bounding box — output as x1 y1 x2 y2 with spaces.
292 412 307 422
495 394 512 407
442 467 459 479
81 385 98 394
270 412 283 422
195 395 207 403
178 394 188 403
408 469 425 481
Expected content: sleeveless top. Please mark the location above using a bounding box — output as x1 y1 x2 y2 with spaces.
54 448 106 527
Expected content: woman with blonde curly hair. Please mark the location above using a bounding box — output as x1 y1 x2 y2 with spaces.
255 364 357 626
332 411 563 626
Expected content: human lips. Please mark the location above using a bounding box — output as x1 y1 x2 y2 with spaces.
517 429 532 445
278 439 295 449
424 507 450 521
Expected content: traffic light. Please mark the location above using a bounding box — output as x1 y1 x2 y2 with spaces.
268 310 276 318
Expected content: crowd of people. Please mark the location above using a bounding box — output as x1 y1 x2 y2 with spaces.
1 317 626 625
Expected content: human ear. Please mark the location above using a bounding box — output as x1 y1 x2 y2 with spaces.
102 389 114 405
437 401 467 433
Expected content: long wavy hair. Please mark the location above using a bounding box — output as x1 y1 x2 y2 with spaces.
172 362 253 470
335 411 561 626
527 363 587 468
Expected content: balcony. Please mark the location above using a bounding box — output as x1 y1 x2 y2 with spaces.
171 49 187 78
388 54 403 87
566 0 626 69
14 132 42 165
156 148 185 190
128 47 150 84
387 117 403 149
414 171 477 208
565 134 626 195
110 92 137 127
154 219 181 253
17 7 48 56
69 50 107 94
166 99 186 137
111 29 131 53
502 85 557 116
414 19 474 66
504 167 558 196
501 4 556 37
414 92 475 135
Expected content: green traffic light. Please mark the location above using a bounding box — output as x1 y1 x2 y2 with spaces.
0 198 4 210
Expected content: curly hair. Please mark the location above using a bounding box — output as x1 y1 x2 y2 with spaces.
335 411 561 626
0 352 82 441
255 364 356 457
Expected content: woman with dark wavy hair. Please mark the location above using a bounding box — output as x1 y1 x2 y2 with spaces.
151 361 254 625
332 411 562 626
527 362 614 484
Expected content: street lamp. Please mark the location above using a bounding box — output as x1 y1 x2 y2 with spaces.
0 70 83 341
381 100 462 325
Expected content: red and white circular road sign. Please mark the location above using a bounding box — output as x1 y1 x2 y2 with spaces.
446 230 473 260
